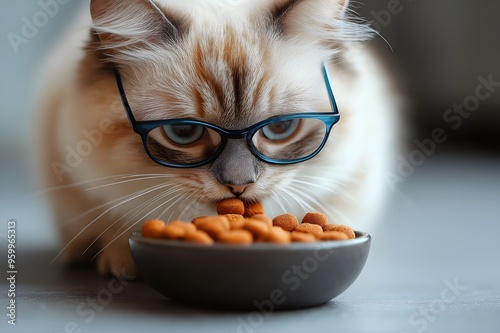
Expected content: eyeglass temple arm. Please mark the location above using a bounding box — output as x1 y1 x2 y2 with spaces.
114 68 138 126
321 62 339 115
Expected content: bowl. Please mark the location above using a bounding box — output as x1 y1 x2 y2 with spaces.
129 231 371 310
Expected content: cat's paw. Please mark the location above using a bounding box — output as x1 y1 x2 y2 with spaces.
96 246 137 278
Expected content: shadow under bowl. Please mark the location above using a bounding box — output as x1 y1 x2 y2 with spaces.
129 231 371 310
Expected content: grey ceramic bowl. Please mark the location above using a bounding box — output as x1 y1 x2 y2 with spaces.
129 231 371 310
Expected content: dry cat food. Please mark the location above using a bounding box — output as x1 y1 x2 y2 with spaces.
141 198 356 245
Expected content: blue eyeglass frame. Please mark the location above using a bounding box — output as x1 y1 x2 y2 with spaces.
114 62 340 168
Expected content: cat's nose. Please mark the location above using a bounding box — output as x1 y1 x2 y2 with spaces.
226 183 251 196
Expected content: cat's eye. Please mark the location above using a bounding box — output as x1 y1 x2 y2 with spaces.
162 124 205 145
260 119 300 141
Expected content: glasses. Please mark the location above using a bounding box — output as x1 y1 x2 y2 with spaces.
114 62 340 168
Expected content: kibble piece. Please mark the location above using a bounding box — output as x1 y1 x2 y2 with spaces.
272 214 299 232
195 216 230 240
250 214 273 227
294 223 323 239
191 216 208 225
321 231 349 241
184 230 214 245
142 219 166 238
142 208 356 245
225 214 246 230
244 201 265 217
170 220 196 233
217 198 245 215
161 224 186 239
290 231 317 243
302 212 328 228
243 219 271 241
218 230 253 245
192 216 230 230
322 224 356 239
265 226 292 244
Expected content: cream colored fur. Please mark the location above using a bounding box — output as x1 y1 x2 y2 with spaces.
36 0 399 276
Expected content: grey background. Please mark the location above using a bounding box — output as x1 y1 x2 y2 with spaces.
0 1 499 333
355 0 500 149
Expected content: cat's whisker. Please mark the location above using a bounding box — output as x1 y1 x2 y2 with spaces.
178 191 201 221
166 191 195 223
296 168 368 184
371 28 394 52
289 189 317 213
84 175 177 191
291 178 358 204
85 186 186 254
90 216 143 263
51 182 170 264
154 191 191 221
288 178 357 204
113 185 184 235
268 189 288 215
294 175 350 187
288 178 343 194
59 184 163 227
287 183 352 223
294 173 357 186
273 188 295 212
112 173 172 180
90 191 193 262
276 186 310 215
27 174 142 198
287 184 334 216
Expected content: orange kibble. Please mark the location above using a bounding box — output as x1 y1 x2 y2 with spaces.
272 214 299 232
250 214 273 227
142 219 166 238
244 201 265 217
225 214 246 230
184 230 214 245
218 230 254 245
265 226 291 244
195 216 230 240
161 224 185 240
302 212 328 228
192 216 230 230
291 231 317 243
217 198 245 215
243 219 271 241
321 231 349 241
191 216 208 225
294 223 323 239
143 210 354 245
322 224 356 239
170 220 197 233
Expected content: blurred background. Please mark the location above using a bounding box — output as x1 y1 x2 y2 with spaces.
356 0 500 151
0 1 499 332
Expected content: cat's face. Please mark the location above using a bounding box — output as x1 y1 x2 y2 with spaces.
89 0 370 207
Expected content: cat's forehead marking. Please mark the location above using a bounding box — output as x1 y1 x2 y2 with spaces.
191 26 274 128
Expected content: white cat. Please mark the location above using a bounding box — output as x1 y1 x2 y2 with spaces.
36 0 399 276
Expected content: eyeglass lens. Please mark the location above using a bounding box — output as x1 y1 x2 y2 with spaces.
145 117 327 165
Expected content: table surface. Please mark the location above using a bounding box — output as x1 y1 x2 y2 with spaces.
1 152 499 333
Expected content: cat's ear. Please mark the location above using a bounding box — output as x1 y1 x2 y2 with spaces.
90 0 187 54
269 0 367 42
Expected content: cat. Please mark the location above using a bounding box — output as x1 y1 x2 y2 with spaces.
36 0 399 277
